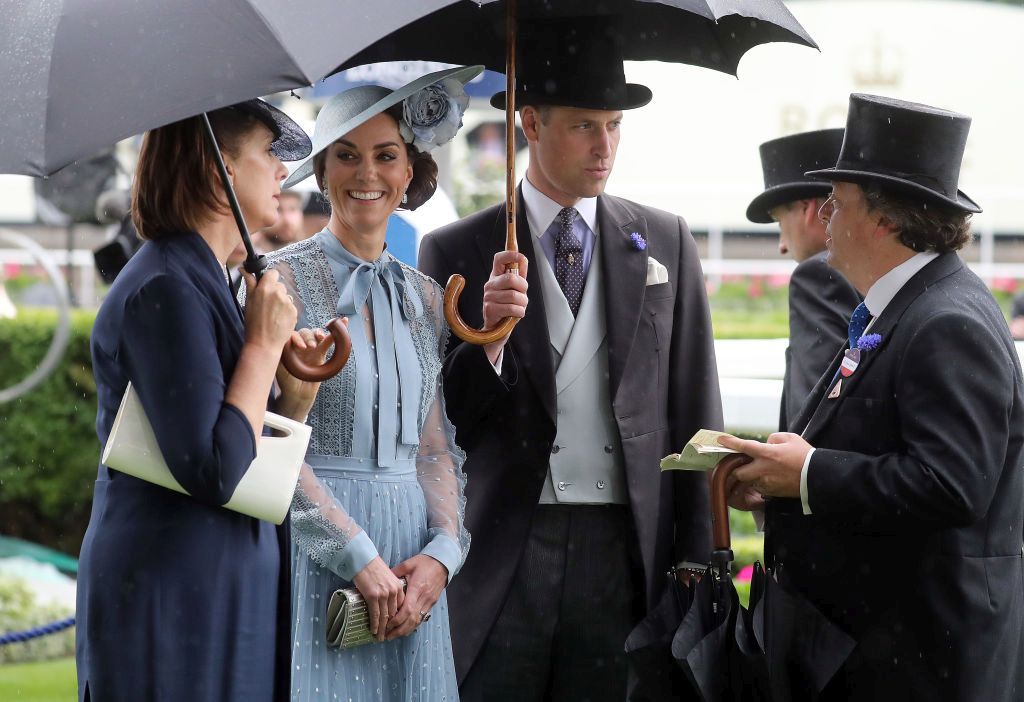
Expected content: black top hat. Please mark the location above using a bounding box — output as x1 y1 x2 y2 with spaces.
746 128 844 224
806 94 981 213
489 18 652 111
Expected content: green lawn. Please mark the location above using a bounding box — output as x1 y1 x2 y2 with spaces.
0 658 77 702
711 308 788 339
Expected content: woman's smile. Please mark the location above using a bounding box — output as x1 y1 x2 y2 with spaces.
348 190 385 201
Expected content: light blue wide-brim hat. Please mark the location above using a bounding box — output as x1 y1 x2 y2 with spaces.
284 64 484 189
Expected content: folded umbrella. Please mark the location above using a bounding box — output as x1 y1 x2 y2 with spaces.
625 569 699 701
746 562 856 701
666 454 855 701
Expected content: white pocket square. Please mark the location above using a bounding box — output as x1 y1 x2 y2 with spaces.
646 257 669 286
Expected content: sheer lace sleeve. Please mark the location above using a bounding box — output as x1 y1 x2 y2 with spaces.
238 251 380 581
236 258 312 329
414 280 470 581
290 463 379 580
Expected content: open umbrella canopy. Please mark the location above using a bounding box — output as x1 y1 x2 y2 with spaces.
0 0 455 176
336 0 817 76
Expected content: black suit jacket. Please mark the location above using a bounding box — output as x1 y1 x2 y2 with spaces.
779 251 860 430
769 253 1024 701
418 189 723 681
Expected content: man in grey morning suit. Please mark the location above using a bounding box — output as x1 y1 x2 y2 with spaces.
745 129 860 432
418 20 722 702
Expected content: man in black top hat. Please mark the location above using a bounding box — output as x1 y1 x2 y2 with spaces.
419 18 721 702
722 94 1024 701
746 129 860 433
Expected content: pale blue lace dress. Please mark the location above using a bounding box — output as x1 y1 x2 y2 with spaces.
254 230 469 702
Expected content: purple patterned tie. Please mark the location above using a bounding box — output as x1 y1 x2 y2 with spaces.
553 207 584 316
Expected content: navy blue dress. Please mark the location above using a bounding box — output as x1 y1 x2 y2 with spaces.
77 231 290 702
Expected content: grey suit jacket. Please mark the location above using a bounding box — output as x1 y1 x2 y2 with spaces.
779 251 860 430
418 188 723 681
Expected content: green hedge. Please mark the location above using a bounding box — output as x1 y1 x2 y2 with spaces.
0 577 75 664
0 309 98 556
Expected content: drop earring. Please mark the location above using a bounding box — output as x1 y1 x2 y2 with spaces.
401 192 408 205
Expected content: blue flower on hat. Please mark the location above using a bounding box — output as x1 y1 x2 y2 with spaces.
629 232 647 250
857 333 882 351
399 78 470 152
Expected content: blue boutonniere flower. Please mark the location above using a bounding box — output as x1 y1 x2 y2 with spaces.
399 78 470 152
629 232 647 251
857 333 882 351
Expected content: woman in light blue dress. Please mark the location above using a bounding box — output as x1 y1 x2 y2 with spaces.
253 66 482 702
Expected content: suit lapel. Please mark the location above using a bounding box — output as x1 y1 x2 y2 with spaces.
486 188 558 424
800 253 964 441
599 196 648 401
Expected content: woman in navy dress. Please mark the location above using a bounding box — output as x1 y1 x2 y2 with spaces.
77 100 311 702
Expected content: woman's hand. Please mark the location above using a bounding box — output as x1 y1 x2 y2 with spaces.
275 324 341 421
242 270 297 353
352 556 406 642
385 555 448 640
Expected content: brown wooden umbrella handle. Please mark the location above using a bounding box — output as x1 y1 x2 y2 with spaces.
280 318 352 382
711 453 754 551
444 270 520 345
442 0 520 347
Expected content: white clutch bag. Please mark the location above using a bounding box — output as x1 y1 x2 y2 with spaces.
101 383 310 524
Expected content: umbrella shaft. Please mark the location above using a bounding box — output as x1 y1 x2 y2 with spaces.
504 0 518 255
200 113 266 278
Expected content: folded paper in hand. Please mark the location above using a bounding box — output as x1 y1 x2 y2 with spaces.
101 383 309 524
660 429 738 472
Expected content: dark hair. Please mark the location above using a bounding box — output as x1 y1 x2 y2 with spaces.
862 182 972 253
131 108 262 241
312 106 438 212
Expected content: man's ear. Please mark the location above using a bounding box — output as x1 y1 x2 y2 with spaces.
520 106 541 142
801 198 819 226
873 214 895 240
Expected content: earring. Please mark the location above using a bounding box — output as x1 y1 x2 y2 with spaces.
401 192 408 205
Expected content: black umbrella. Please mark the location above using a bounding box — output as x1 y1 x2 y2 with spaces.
1 0 474 379
656 454 854 701
668 454 763 701
743 562 856 701
329 0 818 345
338 0 818 77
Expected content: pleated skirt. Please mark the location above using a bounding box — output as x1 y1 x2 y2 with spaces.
290 468 459 702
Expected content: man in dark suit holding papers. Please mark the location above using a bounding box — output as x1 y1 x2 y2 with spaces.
722 94 1024 701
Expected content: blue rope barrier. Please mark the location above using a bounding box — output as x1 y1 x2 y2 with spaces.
0 617 75 646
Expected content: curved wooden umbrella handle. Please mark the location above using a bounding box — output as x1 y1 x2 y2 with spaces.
711 453 754 551
444 0 521 347
280 318 352 382
444 268 520 345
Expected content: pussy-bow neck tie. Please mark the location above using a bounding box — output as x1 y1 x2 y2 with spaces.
337 254 423 465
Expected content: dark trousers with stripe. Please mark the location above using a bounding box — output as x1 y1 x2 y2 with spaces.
460 504 641 702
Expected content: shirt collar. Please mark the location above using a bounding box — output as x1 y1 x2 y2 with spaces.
863 251 940 317
521 174 598 239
